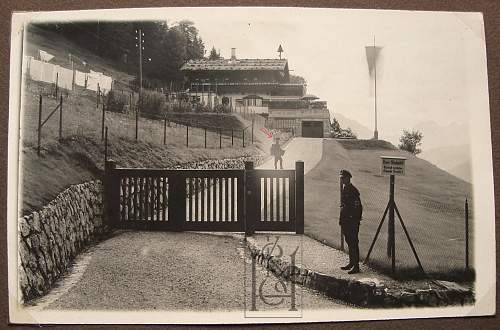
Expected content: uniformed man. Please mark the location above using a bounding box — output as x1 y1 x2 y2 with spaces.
339 169 362 274
271 137 284 170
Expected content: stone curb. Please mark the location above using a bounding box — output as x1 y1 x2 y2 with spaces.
245 239 474 308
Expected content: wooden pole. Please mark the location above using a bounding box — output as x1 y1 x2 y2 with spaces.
37 94 42 156
243 129 245 148
219 130 222 149
163 116 167 145
245 161 255 236
55 72 59 98
186 124 189 148
101 103 105 140
340 177 345 251
465 198 469 270
204 128 207 148
388 175 396 273
296 161 305 234
231 129 234 146
135 106 138 140
104 126 108 164
58 95 63 141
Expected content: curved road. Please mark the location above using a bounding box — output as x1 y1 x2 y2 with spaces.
27 138 339 313
30 231 346 312
258 137 323 174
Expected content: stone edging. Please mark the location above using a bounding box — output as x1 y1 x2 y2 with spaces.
245 239 474 308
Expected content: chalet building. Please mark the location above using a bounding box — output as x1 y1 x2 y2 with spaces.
180 48 330 137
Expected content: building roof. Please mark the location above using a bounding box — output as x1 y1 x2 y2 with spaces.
181 59 288 71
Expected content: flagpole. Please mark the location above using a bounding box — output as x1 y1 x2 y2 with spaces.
374 35 379 140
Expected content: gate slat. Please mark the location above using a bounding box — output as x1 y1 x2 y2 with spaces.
139 177 143 220
282 177 287 221
188 178 193 222
263 178 268 221
231 178 236 222
133 177 138 221
156 177 161 221
225 177 229 222
207 178 212 222
201 178 205 222
127 177 132 222
120 178 126 222
194 178 199 221
162 177 167 222
213 178 217 222
270 177 274 221
219 178 223 222
289 175 296 222
276 178 280 222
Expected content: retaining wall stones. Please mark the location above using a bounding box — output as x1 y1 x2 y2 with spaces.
246 241 474 308
18 180 106 302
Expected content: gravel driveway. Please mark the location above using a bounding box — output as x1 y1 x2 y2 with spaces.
39 231 346 311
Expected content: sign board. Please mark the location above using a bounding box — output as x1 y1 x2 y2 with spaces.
381 156 407 176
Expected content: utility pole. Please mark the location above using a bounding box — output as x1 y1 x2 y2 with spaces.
135 28 144 140
373 35 379 140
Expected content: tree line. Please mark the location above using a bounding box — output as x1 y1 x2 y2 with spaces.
33 20 206 86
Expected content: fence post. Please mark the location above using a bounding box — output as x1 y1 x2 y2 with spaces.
101 103 106 140
135 105 139 141
55 72 59 98
219 130 222 149
58 95 63 141
245 161 256 236
169 172 186 231
251 118 254 144
465 198 469 270
204 128 207 148
340 177 345 251
163 117 167 145
243 129 245 148
104 126 108 164
37 94 42 156
186 124 189 148
231 129 234 146
295 161 304 234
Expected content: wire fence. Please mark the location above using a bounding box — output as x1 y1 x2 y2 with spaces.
24 77 265 158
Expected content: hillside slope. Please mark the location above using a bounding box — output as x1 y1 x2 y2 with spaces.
304 139 473 278
20 28 264 215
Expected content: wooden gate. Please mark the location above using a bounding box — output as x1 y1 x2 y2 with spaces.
104 160 304 233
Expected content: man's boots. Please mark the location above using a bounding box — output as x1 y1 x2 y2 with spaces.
348 265 360 274
340 264 353 270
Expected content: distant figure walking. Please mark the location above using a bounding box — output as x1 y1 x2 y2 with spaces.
339 169 363 274
271 137 284 170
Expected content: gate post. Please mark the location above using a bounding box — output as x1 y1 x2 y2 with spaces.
104 159 119 228
245 161 256 236
169 172 186 231
295 161 304 234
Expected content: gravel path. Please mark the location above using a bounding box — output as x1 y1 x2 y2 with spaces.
38 231 346 311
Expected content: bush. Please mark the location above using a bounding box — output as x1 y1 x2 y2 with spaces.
140 90 167 118
106 90 133 113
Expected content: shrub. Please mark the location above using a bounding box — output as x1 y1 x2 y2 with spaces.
106 90 133 113
140 90 167 118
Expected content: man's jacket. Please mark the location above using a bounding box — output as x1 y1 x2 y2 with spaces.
339 183 362 225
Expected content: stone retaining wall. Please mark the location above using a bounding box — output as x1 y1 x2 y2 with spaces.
18 181 106 302
246 241 474 308
18 155 264 303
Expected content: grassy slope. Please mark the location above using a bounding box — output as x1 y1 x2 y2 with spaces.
304 139 473 278
20 28 268 215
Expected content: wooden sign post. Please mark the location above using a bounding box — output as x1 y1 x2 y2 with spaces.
365 156 424 275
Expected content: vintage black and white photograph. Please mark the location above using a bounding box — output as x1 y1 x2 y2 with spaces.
7 7 495 324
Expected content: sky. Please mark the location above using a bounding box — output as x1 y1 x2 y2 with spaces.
163 8 487 145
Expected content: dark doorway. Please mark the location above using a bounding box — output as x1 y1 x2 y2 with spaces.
301 121 324 138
